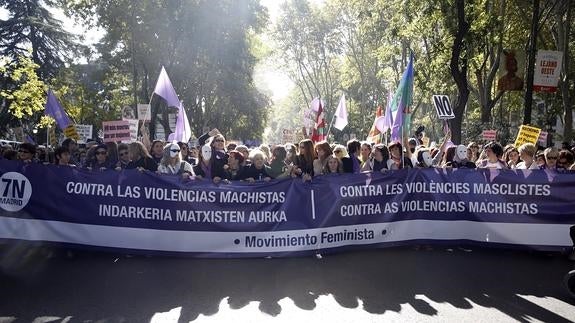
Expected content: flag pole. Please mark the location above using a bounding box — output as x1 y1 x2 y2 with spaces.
325 113 336 141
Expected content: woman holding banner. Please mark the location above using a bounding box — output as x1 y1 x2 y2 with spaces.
127 141 158 172
516 143 539 170
157 143 194 179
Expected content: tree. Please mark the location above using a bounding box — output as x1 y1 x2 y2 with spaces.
0 55 47 120
273 0 341 135
0 0 79 79
61 0 270 141
553 0 573 141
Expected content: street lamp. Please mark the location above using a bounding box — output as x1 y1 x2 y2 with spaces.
32 127 38 144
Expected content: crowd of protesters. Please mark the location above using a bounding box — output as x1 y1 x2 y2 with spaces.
1 128 575 181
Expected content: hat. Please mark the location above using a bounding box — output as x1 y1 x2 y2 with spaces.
95 144 107 151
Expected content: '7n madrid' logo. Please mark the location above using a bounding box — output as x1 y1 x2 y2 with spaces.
0 172 32 212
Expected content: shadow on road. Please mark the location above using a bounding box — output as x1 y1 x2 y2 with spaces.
0 244 573 322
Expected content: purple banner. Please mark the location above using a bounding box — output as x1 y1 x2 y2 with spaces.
0 160 574 257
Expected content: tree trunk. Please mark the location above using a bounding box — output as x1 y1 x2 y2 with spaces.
523 0 540 125
558 0 572 142
449 0 470 145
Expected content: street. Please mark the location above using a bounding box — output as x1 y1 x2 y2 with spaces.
1 244 574 322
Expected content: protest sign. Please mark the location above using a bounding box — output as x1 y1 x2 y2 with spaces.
102 120 131 142
64 124 80 140
432 95 455 119
482 130 497 141
534 50 563 93
282 129 295 143
75 124 93 144
137 104 151 121
514 125 542 147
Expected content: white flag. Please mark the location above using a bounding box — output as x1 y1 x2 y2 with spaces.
172 102 192 143
334 94 348 131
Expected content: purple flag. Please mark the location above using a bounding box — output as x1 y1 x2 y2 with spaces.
45 90 71 131
172 102 192 143
153 66 180 108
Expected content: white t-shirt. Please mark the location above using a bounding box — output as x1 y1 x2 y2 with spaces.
484 161 504 169
515 161 539 170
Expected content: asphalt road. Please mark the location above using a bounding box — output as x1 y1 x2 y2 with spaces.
1 244 574 322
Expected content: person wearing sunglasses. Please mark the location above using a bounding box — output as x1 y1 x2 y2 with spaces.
207 135 229 179
17 143 36 163
157 143 194 179
543 147 559 171
115 143 131 170
557 149 574 171
85 144 112 170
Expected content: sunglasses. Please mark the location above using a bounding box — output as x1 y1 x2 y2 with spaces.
213 139 224 143
546 156 558 160
18 150 30 154
171 149 181 153
96 151 107 155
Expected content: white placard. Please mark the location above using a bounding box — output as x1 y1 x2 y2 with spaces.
432 95 455 119
75 124 93 144
534 50 563 93
123 119 139 143
137 104 151 121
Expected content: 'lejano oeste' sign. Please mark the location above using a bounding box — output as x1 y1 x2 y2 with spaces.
534 50 563 93
0 160 573 257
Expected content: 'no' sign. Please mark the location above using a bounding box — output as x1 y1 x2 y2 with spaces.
432 95 455 120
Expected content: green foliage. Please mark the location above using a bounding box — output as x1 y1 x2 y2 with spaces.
0 0 80 78
272 0 575 145
0 55 47 120
60 0 270 141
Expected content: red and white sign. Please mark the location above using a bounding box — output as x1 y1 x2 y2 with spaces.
102 120 131 142
534 50 563 93
482 130 497 141
538 131 548 145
